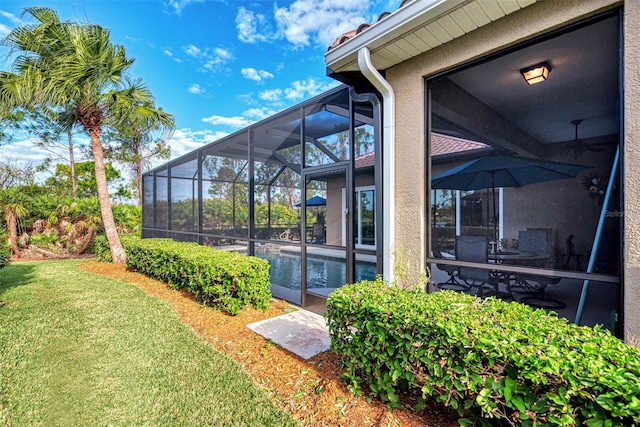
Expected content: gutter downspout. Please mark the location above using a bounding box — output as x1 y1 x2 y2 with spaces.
358 47 395 283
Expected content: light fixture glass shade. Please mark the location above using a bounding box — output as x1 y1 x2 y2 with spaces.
521 62 550 85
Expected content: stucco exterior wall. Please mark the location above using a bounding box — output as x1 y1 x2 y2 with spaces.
384 0 640 341
623 0 640 347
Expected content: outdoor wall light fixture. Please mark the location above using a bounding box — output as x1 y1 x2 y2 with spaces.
520 62 551 85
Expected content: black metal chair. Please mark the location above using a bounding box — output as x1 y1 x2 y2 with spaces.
432 238 468 291
310 222 325 243
562 234 583 271
514 229 565 309
455 235 500 298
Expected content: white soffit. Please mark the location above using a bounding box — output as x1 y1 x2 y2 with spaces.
325 0 539 73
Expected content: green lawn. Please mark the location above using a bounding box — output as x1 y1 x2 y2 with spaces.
0 260 297 426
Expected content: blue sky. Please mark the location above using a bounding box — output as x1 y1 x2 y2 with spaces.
0 0 400 172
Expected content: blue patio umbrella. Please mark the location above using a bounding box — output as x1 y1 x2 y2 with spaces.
431 155 589 244
295 195 327 207
295 196 327 221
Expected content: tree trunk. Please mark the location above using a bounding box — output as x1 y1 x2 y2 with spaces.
78 227 97 255
68 129 77 198
6 207 18 253
89 131 126 263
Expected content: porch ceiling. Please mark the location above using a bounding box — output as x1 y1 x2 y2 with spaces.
325 1 620 157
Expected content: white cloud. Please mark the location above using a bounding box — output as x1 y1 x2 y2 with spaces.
241 67 274 82
0 10 25 26
0 135 91 181
188 84 205 95
0 139 50 166
160 128 228 167
236 7 270 43
165 0 203 15
162 47 183 63
274 0 372 48
201 106 280 130
284 78 339 100
215 47 232 59
202 115 251 128
184 44 203 58
235 0 373 49
183 44 234 72
0 11 25 37
0 23 10 38
259 89 283 102
243 107 277 120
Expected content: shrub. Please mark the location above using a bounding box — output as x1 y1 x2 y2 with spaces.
327 280 640 426
28 231 60 250
95 235 271 315
92 234 139 262
0 237 9 269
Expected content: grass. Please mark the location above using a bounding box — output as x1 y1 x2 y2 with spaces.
0 260 297 426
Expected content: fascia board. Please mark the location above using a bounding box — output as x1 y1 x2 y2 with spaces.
324 0 467 72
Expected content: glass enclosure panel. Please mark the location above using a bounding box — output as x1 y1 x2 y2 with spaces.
303 123 374 166
170 158 198 232
354 124 375 158
305 176 328 245
170 177 197 231
201 154 249 240
304 130 350 166
142 175 154 228
155 173 168 230
356 188 375 247
140 85 380 309
254 243 302 306
305 171 352 297
253 158 301 241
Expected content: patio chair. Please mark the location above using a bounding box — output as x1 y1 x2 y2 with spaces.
455 235 501 298
513 229 565 309
431 238 468 291
310 222 325 244
562 234 583 271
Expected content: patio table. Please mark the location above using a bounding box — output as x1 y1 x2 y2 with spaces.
445 249 547 263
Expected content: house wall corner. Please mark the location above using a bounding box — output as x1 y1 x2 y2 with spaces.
623 0 640 347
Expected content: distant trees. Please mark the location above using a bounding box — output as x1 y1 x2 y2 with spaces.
44 161 126 199
104 104 173 205
0 7 174 262
0 160 37 189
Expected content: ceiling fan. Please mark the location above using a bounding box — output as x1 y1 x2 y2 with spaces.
567 119 604 159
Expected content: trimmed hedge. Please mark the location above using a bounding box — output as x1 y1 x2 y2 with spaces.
93 234 139 262
327 280 640 426
94 235 271 315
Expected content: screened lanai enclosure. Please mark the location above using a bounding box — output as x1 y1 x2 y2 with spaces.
142 86 382 308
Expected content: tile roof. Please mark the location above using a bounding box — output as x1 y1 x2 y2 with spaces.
430 134 490 156
328 0 409 51
354 134 491 168
354 151 375 168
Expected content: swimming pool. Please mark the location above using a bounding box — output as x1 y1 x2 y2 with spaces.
255 251 377 290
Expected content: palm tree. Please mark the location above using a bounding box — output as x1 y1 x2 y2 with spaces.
0 188 29 254
0 7 173 262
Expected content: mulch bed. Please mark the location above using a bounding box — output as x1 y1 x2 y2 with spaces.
79 260 459 427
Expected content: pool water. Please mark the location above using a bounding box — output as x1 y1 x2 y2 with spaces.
255 251 377 290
